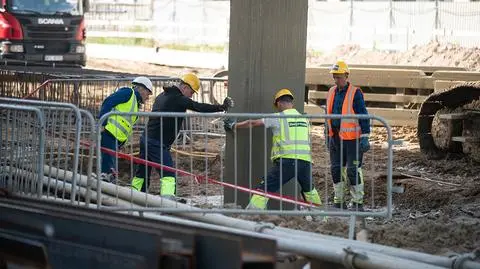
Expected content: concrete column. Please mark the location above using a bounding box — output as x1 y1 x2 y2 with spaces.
225 0 309 209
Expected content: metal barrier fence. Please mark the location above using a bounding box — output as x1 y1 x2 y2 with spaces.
0 69 58 99
86 1 154 21
0 104 45 197
0 98 96 205
0 96 394 239
95 111 394 239
22 77 227 114
86 0 480 50
21 76 228 147
2 101 480 268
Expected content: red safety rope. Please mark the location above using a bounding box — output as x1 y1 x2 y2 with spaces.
23 82 321 209
83 140 321 208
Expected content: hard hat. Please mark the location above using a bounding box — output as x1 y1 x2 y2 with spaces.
132 76 153 93
329 60 350 74
273 88 294 106
181 73 201 93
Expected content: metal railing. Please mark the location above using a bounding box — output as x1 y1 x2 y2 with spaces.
85 0 480 50
0 98 95 204
94 111 394 239
20 76 228 148
0 104 45 197
2 99 480 269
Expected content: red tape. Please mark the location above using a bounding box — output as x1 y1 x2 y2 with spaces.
82 139 321 208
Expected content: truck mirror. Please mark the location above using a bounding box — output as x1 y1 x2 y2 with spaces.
83 0 90 12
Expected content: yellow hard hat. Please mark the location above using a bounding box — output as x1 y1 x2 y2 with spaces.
273 88 294 106
181 73 201 93
329 60 350 74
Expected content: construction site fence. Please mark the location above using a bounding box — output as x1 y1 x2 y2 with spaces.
85 0 480 50
0 104 45 197
2 97 480 268
0 98 395 239
0 97 96 205
14 76 228 139
95 111 394 239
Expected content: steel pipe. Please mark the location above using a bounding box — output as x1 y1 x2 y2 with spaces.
43 165 480 269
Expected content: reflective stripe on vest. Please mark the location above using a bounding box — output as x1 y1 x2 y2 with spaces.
326 84 361 140
271 109 312 163
104 89 138 142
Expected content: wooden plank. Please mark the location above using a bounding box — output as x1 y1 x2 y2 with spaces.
308 91 427 103
304 104 418 127
451 136 480 143
317 64 467 73
433 80 467 93
306 67 429 89
432 71 480 82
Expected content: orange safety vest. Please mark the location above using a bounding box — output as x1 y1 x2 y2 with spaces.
326 84 362 140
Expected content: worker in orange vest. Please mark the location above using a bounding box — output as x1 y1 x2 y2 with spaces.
326 60 370 211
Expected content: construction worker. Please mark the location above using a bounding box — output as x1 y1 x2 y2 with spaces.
99 76 153 183
223 88 321 210
131 73 234 198
326 60 370 211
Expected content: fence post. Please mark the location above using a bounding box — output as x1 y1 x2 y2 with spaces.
435 0 439 42
349 0 354 42
389 0 394 44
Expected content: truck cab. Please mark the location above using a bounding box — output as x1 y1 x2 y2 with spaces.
0 0 89 66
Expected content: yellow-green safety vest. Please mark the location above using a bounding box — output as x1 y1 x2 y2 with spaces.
104 89 138 143
271 109 311 162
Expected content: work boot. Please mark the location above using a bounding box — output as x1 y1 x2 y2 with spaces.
300 206 328 222
100 173 116 184
245 194 268 210
350 202 364 212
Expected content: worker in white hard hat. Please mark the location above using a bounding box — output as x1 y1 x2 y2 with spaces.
131 73 234 199
224 88 322 212
326 60 370 211
98 76 153 183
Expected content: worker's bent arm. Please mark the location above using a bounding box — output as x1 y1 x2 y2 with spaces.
235 119 264 129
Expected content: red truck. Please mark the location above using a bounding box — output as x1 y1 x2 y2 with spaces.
0 0 89 66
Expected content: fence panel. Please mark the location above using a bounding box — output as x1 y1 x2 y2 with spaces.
86 1 480 50
0 98 95 205
86 1 153 21
22 77 229 150
0 104 45 197
93 111 394 239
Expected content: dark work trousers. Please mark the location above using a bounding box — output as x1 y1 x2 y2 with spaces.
100 131 124 174
134 134 176 193
256 158 313 193
328 134 363 186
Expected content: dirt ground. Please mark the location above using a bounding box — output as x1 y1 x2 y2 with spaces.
86 42 480 256
165 126 480 256
307 41 480 71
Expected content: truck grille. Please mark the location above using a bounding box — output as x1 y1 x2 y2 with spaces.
25 25 75 39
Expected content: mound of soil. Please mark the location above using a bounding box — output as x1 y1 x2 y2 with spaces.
308 41 480 71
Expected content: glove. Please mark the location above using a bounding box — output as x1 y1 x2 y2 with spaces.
359 136 370 153
222 96 234 110
223 117 236 131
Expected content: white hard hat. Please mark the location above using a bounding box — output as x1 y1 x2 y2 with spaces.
132 76 153 92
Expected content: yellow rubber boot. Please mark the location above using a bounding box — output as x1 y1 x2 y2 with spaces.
131 177 144 191
246 194 269 210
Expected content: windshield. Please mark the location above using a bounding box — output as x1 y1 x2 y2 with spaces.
8 0 83 15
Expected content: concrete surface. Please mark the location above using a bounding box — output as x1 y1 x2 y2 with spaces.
86 43 228 70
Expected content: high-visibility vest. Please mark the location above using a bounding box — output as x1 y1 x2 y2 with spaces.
326 84 362 140
104 89 138 142
271 109 312 163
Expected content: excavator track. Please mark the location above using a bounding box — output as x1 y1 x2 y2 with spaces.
418 81 480 161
